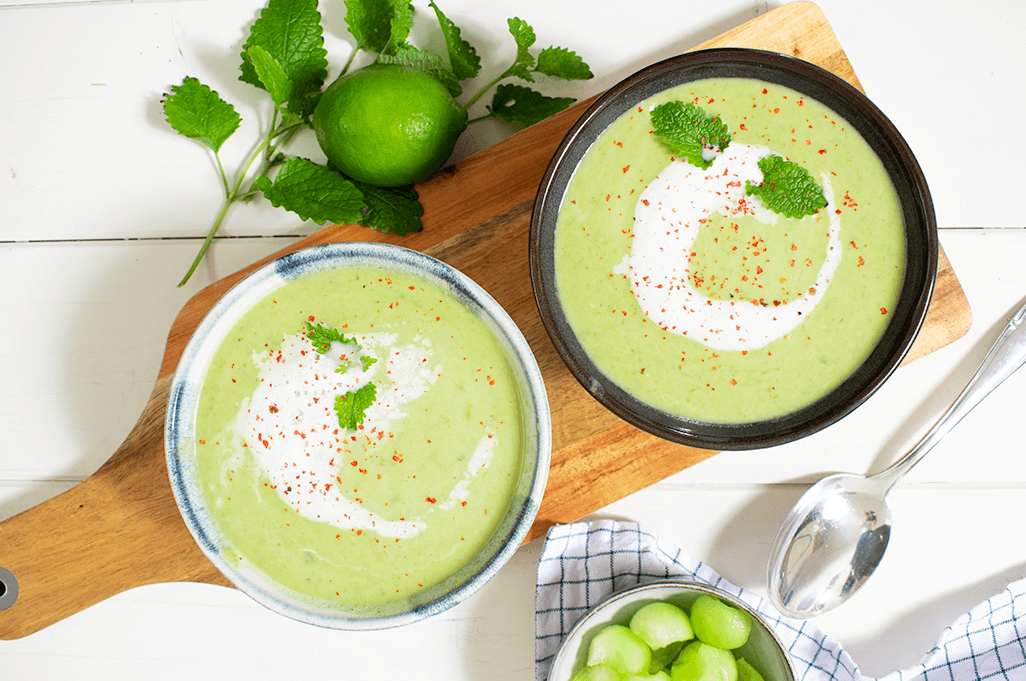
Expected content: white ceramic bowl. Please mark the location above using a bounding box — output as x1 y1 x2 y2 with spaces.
165 242 551 630
548 580 796 681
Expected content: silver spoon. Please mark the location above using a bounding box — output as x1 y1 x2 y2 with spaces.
767 297 1026 619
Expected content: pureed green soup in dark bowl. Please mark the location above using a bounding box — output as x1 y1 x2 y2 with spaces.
530 48 937 450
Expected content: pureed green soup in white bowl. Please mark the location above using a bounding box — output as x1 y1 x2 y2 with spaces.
530 49 936 449
166 242 550 629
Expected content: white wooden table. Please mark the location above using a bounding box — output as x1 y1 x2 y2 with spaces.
2 0 1024 678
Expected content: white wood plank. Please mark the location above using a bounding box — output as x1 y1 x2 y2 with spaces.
2 0 1026 243
0 238 298 486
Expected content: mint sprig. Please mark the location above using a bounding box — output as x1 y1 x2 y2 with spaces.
335 383 377 430
488 84 576 127
256 159 365 225
429 0 480 81
307 318 380 430
461 14 593 121
376 44 462 97
348 179 424 235
162 78 242 157
307 321 358 353
240 0 328 122
651 101 732 170
163 0 590 286
745 155 828 218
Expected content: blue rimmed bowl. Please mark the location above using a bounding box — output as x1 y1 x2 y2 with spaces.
165 241 551 630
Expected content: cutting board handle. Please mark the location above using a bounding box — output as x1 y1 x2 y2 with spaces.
0 376 229 640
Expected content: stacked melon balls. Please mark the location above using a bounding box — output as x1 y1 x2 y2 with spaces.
571 594 769 681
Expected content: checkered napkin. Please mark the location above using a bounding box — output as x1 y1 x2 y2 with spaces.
534 520 1026 681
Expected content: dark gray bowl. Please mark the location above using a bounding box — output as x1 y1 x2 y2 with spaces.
529 48 937 450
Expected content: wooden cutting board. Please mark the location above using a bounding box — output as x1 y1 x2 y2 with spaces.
0 1 971 640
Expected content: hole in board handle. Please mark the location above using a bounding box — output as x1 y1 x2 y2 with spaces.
0 567 19 611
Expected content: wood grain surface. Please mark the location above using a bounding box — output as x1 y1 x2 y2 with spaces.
0 1 971 640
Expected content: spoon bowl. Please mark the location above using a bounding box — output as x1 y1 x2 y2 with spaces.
768 297 1026 618
768 473 892 618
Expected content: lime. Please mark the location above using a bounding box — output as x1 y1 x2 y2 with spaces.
312 64 468 187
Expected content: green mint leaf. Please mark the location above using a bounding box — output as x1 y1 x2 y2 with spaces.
505 17 537 82
376 45 462 98
344 0 394 53
240 0 328 121
535 46 593 80
255 158 366 225
350 180 424 235
246 45 291 108
361 355 378 371
306 321 358 353
384 0 414 55
650 101 732 170
745 155 828 218
162 77 241 153
488 83 575 127
429 1 481 81
335 383 377 430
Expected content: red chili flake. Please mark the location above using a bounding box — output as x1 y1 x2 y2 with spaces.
641 199 650 206
739 123 747 130
308 315 315 321
858 256 866 267
408 286 415 290
880 307 888 315
818 149 827 155
762 88 768 94
622 165 630 173
605 194 611 202
461 501 467 507
426 497 437 504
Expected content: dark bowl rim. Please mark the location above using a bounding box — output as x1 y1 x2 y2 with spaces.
529 47 938 450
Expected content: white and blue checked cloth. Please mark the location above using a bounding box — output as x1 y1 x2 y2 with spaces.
535 520 1026 681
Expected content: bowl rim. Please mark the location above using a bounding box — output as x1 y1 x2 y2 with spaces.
529 47 938 450
546 578 797 681
164 241 551 630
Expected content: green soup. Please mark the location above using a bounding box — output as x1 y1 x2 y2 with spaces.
193 267 524 606
555 78 905 423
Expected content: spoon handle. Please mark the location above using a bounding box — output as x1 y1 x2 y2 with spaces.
874 298 1026 491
